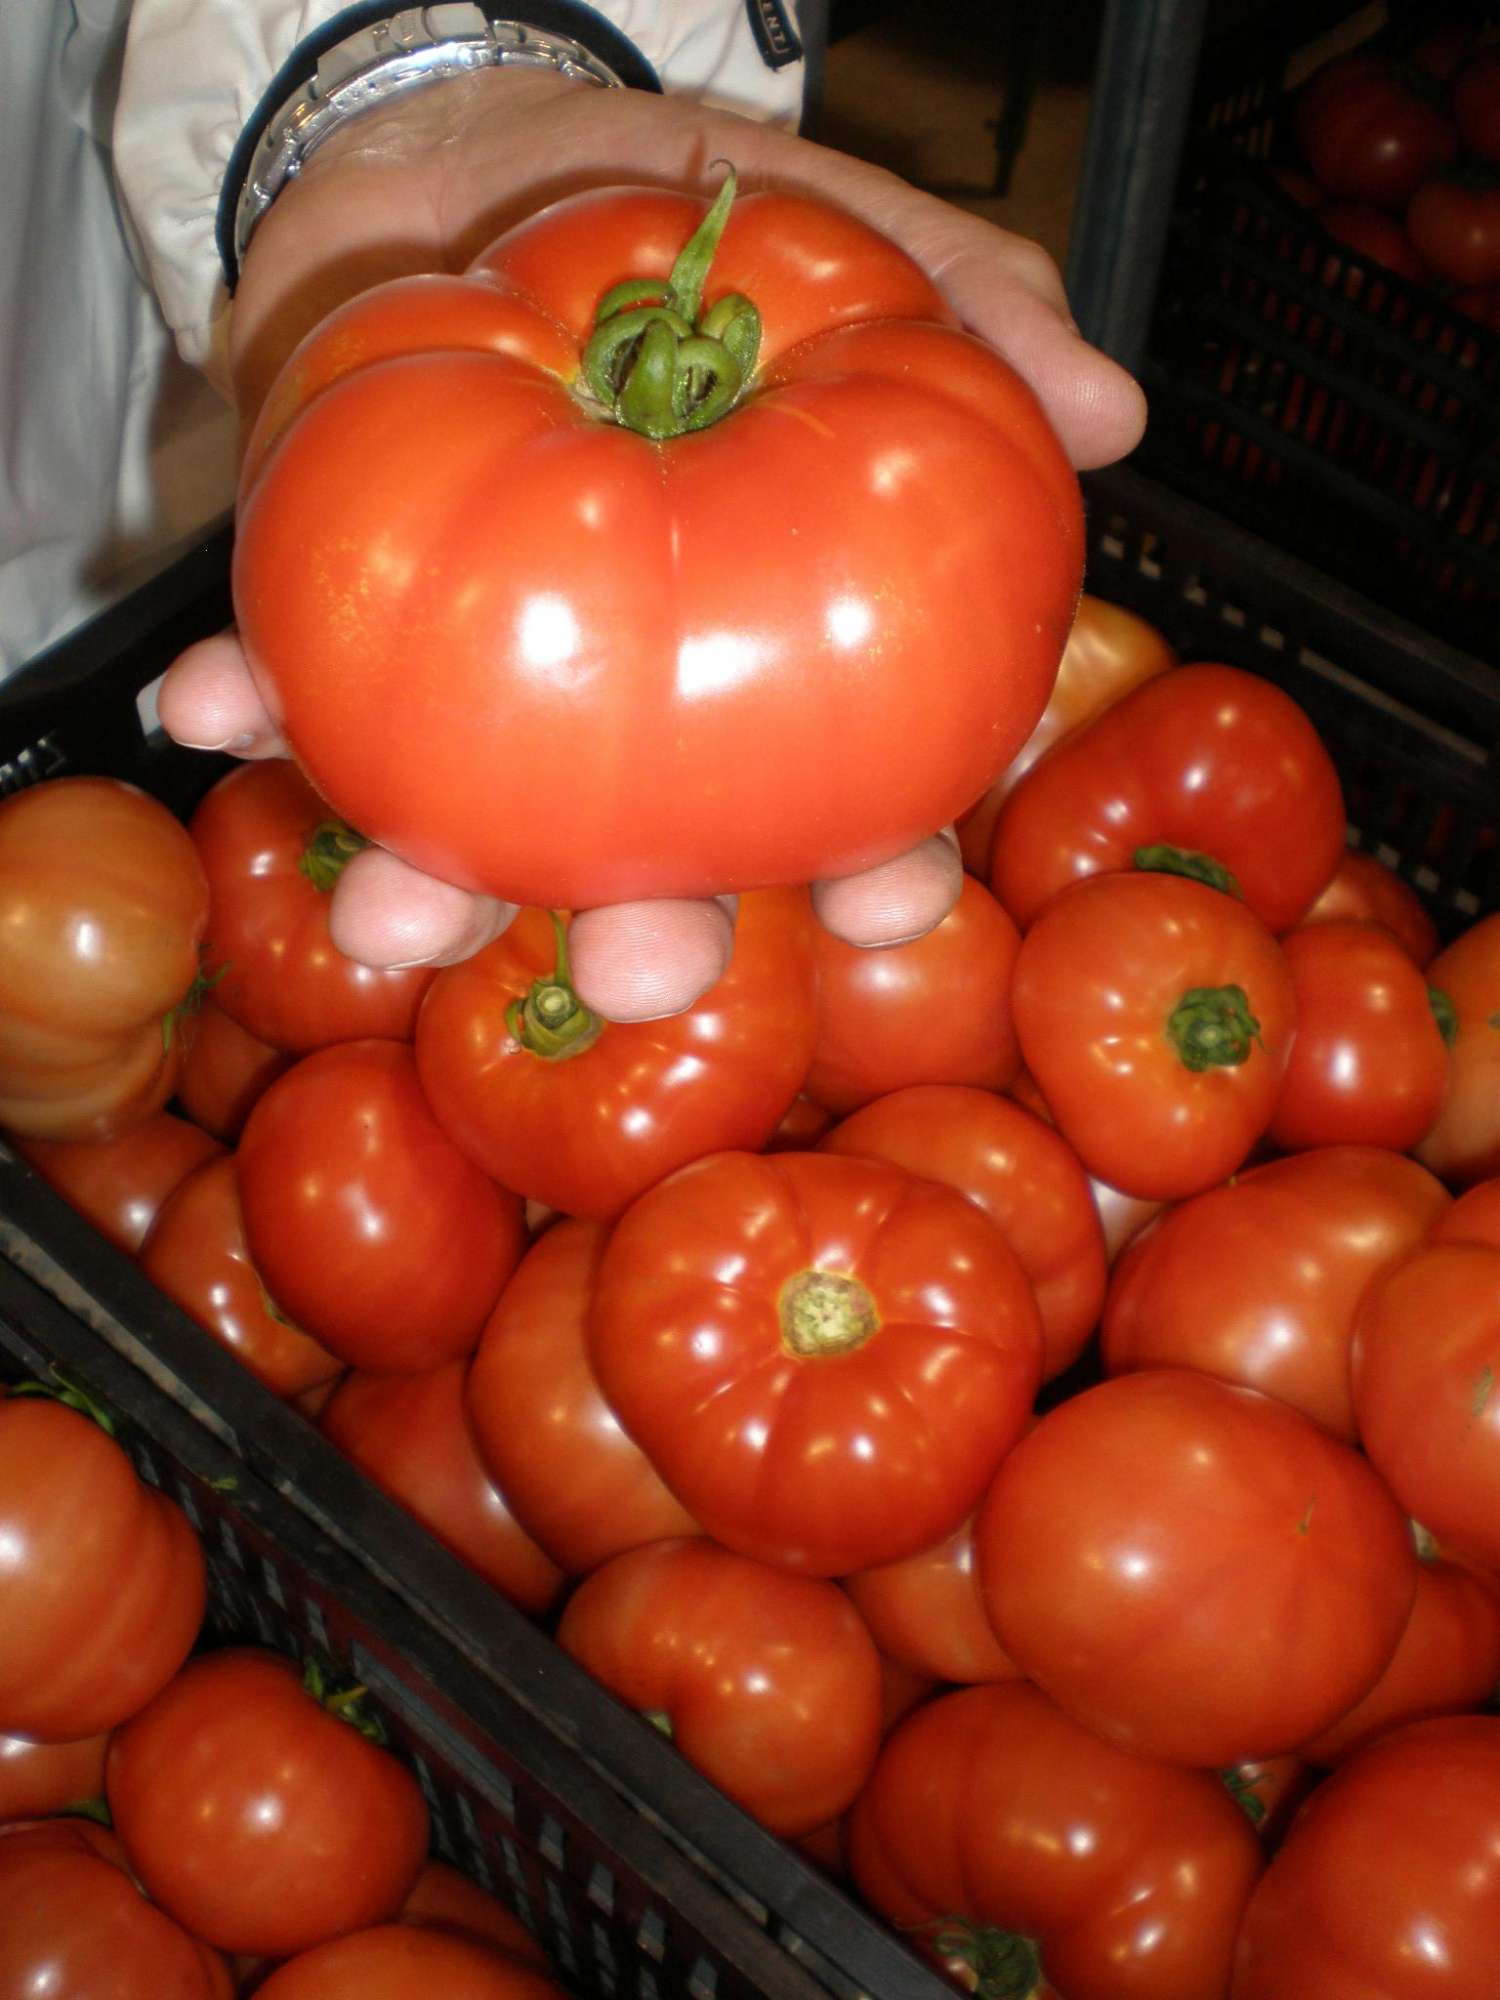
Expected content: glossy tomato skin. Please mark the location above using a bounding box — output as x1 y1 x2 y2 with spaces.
1101 1147 1450 1440
1415 912 1500 1184
465 1220 698 1576
1300 847 1437 966
13 1109 221 1255
139 1153 344 1398
234 186 1083 910
557 1537 883 1837
821 1083 1107 1380
1294 51 1458 208
589 1150 1044 1575
843 1514 1021 1684
107 1648 430 1957
0 1726 108 1820
977 1369 1417 1766
254 1923 568 2000
1011 872 1297 1201
236 1040 525 1370
176 997 292 1140
1407 174 1500 289
847 1681 1264 2000
0 1396 205 1741
191 761 434 1052
1231 1716 1500 1999
956 594 1176 874
1268 920 1450 1152
417 893 816 1224
0 777 209 1140
319 1363 563 1613
1352 1240 1500 1570
0 1818 232 1999
1298 1552 1500 1765
803 876 1021 1113
989 662 1346 935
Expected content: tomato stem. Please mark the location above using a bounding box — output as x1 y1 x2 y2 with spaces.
301 1658 388 1744
1165 983 1263 1071
919 1919 1045 2000
582 165 761 439
299 818 370 894
1134 843 1242 899
8 1372 117 1435
505 912 605 1061
779 1270 879 1357
161 963 227 1053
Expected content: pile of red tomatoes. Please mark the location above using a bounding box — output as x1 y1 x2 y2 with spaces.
4 588 1500 1999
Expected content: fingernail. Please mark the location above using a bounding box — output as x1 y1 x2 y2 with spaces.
175 730 259 753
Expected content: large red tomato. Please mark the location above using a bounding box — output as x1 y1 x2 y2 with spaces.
589 1150 1044 1574
820 1083 1107 1380
847 1681 1263 2000
232 179 1083 909
1293 51 1458 208
0 1819 231 1999
802 875 1021 1113
976 1369 1417 1766
319 1362 563 1613
107 1647 430 1957
1298 1550 1500 1765
139 1153 344 1398
1010 871 1297 1200
1352 1240 1500 1570
255 1923 567 2000
1415 912 1500 1184
416 892 814 1222
556 1537 883 1837
465 1220 698 1576
1268 919 1450 1152
1453 45 1500 161
190 761 434 1051
13 1109 220 1255
988 662 1345 935
956 594 1177 875
1101 1147 1450 1440
236 1040 525 1370
0 1393 205 1741
0 777 209 1140
1231 1716 1500 1998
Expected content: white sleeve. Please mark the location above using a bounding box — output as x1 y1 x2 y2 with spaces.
113 0 808 374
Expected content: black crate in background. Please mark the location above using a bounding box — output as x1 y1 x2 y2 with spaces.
1 463 1496 2000
1070 0 1500 661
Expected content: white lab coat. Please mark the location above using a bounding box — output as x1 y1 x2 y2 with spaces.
1 1 805 674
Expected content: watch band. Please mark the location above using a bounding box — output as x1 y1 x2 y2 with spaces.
219 3 660 291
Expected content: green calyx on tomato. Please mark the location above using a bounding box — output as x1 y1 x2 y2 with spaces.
1134 843 1243 900
298 818 370 894
301 1657 388 1746
7 1373 117 1436
779 1269 880 1358
160 963 226 1053
1166 983 1263 1072
1219 1764 1268 1826
923 1919 1045 2000
582 166 762 440
504 913 604 1060
1430 987 1459 1045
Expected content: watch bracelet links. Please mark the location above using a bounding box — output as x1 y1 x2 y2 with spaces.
226 4 631 284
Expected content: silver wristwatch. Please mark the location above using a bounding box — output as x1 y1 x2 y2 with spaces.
227 5 633 280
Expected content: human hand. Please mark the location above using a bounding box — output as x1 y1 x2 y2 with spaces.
165 70 1142 1020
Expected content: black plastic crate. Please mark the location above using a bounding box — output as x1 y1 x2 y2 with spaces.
1126 0 1500 660
1 463 1496 1998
